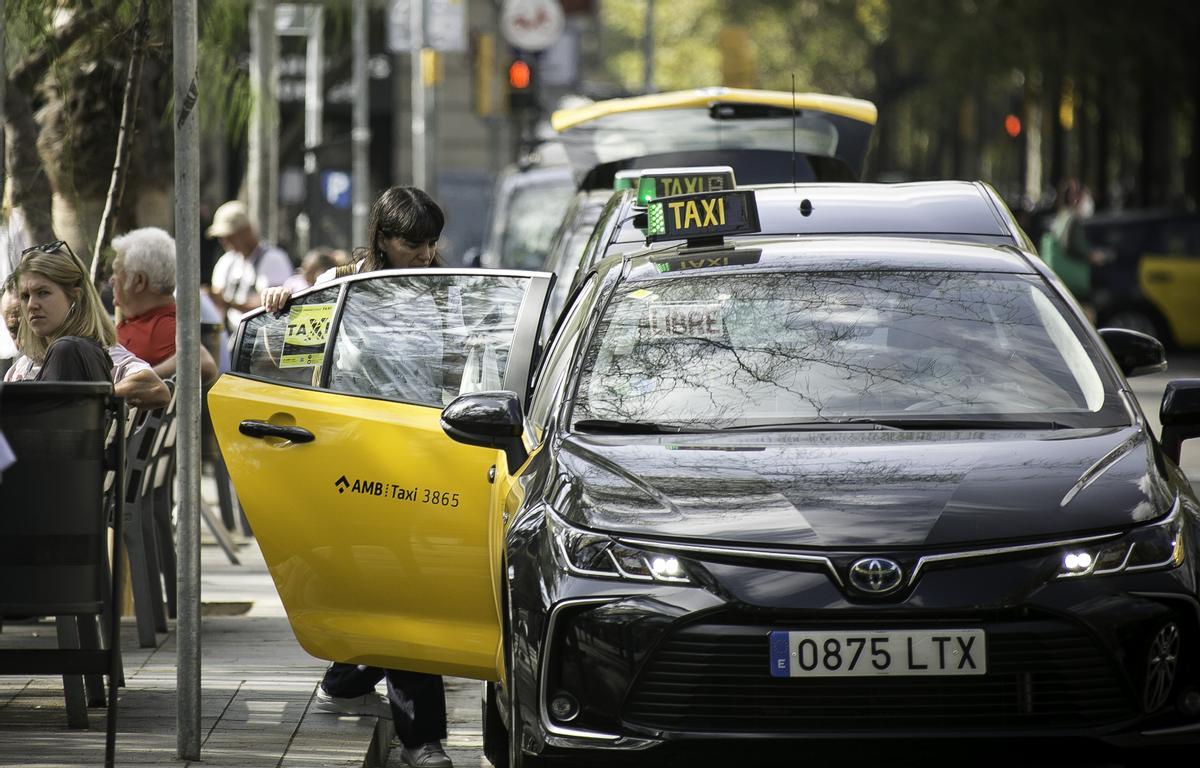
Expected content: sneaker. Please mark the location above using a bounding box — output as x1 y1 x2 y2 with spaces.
398 741 452 768
311 687 391 718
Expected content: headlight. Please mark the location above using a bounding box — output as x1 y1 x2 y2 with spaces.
1058 498 1185 579
547 511 691 584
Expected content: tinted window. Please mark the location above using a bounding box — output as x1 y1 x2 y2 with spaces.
573 271 1127 430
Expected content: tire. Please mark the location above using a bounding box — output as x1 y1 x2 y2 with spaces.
482 681 509 768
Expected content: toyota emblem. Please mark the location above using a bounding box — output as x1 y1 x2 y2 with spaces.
848 557 904 594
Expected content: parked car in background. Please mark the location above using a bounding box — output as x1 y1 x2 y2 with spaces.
475 152 575 271
1085 210 1200 347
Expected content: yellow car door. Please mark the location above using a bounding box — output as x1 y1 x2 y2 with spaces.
208 270 551 681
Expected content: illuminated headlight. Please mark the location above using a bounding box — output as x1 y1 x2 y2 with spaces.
548 512 691 584
1058 498 1185 579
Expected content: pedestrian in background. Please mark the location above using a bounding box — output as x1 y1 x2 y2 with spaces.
1040 178 1105 306
207 200 292 330
281 247 338 294
261 186 451 768
110 226 218 383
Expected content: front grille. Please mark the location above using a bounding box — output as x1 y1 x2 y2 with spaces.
623 620 1137 733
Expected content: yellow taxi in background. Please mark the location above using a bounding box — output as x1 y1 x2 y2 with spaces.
1086 210 1200 347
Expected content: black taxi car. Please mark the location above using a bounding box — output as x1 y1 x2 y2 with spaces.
209 186 1200 767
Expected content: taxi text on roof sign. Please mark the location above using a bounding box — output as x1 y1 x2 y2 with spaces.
636 166 736 206
645 188 761 245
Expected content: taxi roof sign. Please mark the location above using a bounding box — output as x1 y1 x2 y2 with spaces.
635 166 736 206
614 170 641 190
645 188 760 247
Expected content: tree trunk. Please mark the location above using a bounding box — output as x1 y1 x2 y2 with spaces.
3 7 104 245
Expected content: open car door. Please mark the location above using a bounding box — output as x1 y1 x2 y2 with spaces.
208 269 552 680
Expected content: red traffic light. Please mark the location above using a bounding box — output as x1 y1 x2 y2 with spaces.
509 60 531 90
1004 114 1022 138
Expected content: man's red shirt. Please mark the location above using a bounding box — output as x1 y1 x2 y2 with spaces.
118 302 176 367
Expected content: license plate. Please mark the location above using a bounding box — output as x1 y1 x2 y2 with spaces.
769 629 986 678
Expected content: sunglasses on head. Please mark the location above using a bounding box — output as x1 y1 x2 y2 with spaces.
20 240 88 278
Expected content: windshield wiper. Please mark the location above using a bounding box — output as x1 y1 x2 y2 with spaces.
572 419 695 434
841 417 1073 430
721 420 902 432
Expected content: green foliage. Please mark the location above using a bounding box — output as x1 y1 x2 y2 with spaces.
595 0 1200 204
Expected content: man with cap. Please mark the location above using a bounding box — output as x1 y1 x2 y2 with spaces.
207 200 292 328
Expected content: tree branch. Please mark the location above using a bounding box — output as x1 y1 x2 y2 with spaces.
92 0 150 281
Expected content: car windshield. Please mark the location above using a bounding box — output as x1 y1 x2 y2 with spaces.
572 270 1128 430
499 180 575 270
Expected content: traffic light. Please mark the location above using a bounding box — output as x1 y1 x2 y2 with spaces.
1004 113 1022 138
507 57 537 112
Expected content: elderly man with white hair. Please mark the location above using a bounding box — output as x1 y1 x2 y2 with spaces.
112 226 216 383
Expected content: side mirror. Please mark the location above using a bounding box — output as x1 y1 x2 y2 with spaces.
1160 379 1200 464
440 390 528 474
1098 327 1167 378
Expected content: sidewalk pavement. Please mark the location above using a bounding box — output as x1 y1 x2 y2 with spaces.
0 540 390 768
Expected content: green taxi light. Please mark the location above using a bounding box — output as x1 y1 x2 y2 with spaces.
614 170 641 191
634 166 736 206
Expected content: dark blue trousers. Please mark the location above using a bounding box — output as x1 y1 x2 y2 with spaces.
320 662 447 748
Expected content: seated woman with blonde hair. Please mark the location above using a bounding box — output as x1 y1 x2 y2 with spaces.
6 242 169 407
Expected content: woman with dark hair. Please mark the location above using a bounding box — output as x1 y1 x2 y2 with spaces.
262 186 444 312
262 187 454 768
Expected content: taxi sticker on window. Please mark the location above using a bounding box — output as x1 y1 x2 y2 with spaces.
280 302 335 369
646 303 725 338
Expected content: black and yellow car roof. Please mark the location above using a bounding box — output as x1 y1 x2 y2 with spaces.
550 87 879 188
550 88 877 132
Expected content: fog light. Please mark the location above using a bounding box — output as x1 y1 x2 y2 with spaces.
1178 688 1200 717
549 692 579 722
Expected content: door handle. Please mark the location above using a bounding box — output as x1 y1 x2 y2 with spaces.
239 420 315 443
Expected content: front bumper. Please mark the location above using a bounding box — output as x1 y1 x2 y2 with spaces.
529 562 1200 751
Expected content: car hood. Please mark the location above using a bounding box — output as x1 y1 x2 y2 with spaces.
554 426 1174 549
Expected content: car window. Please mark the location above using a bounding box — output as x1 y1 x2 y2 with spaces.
234 286 340 386
328 274 529 407
528 277 598 438
500 181 574 270
573 270 1127 430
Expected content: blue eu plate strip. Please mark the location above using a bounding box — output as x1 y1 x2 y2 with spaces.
769 631 790 678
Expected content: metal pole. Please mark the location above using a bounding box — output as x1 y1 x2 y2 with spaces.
249 0 278 242
642 0 654 94
410 0 428 192
352 0 370 246
172 0 202 760
304 6 324 253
